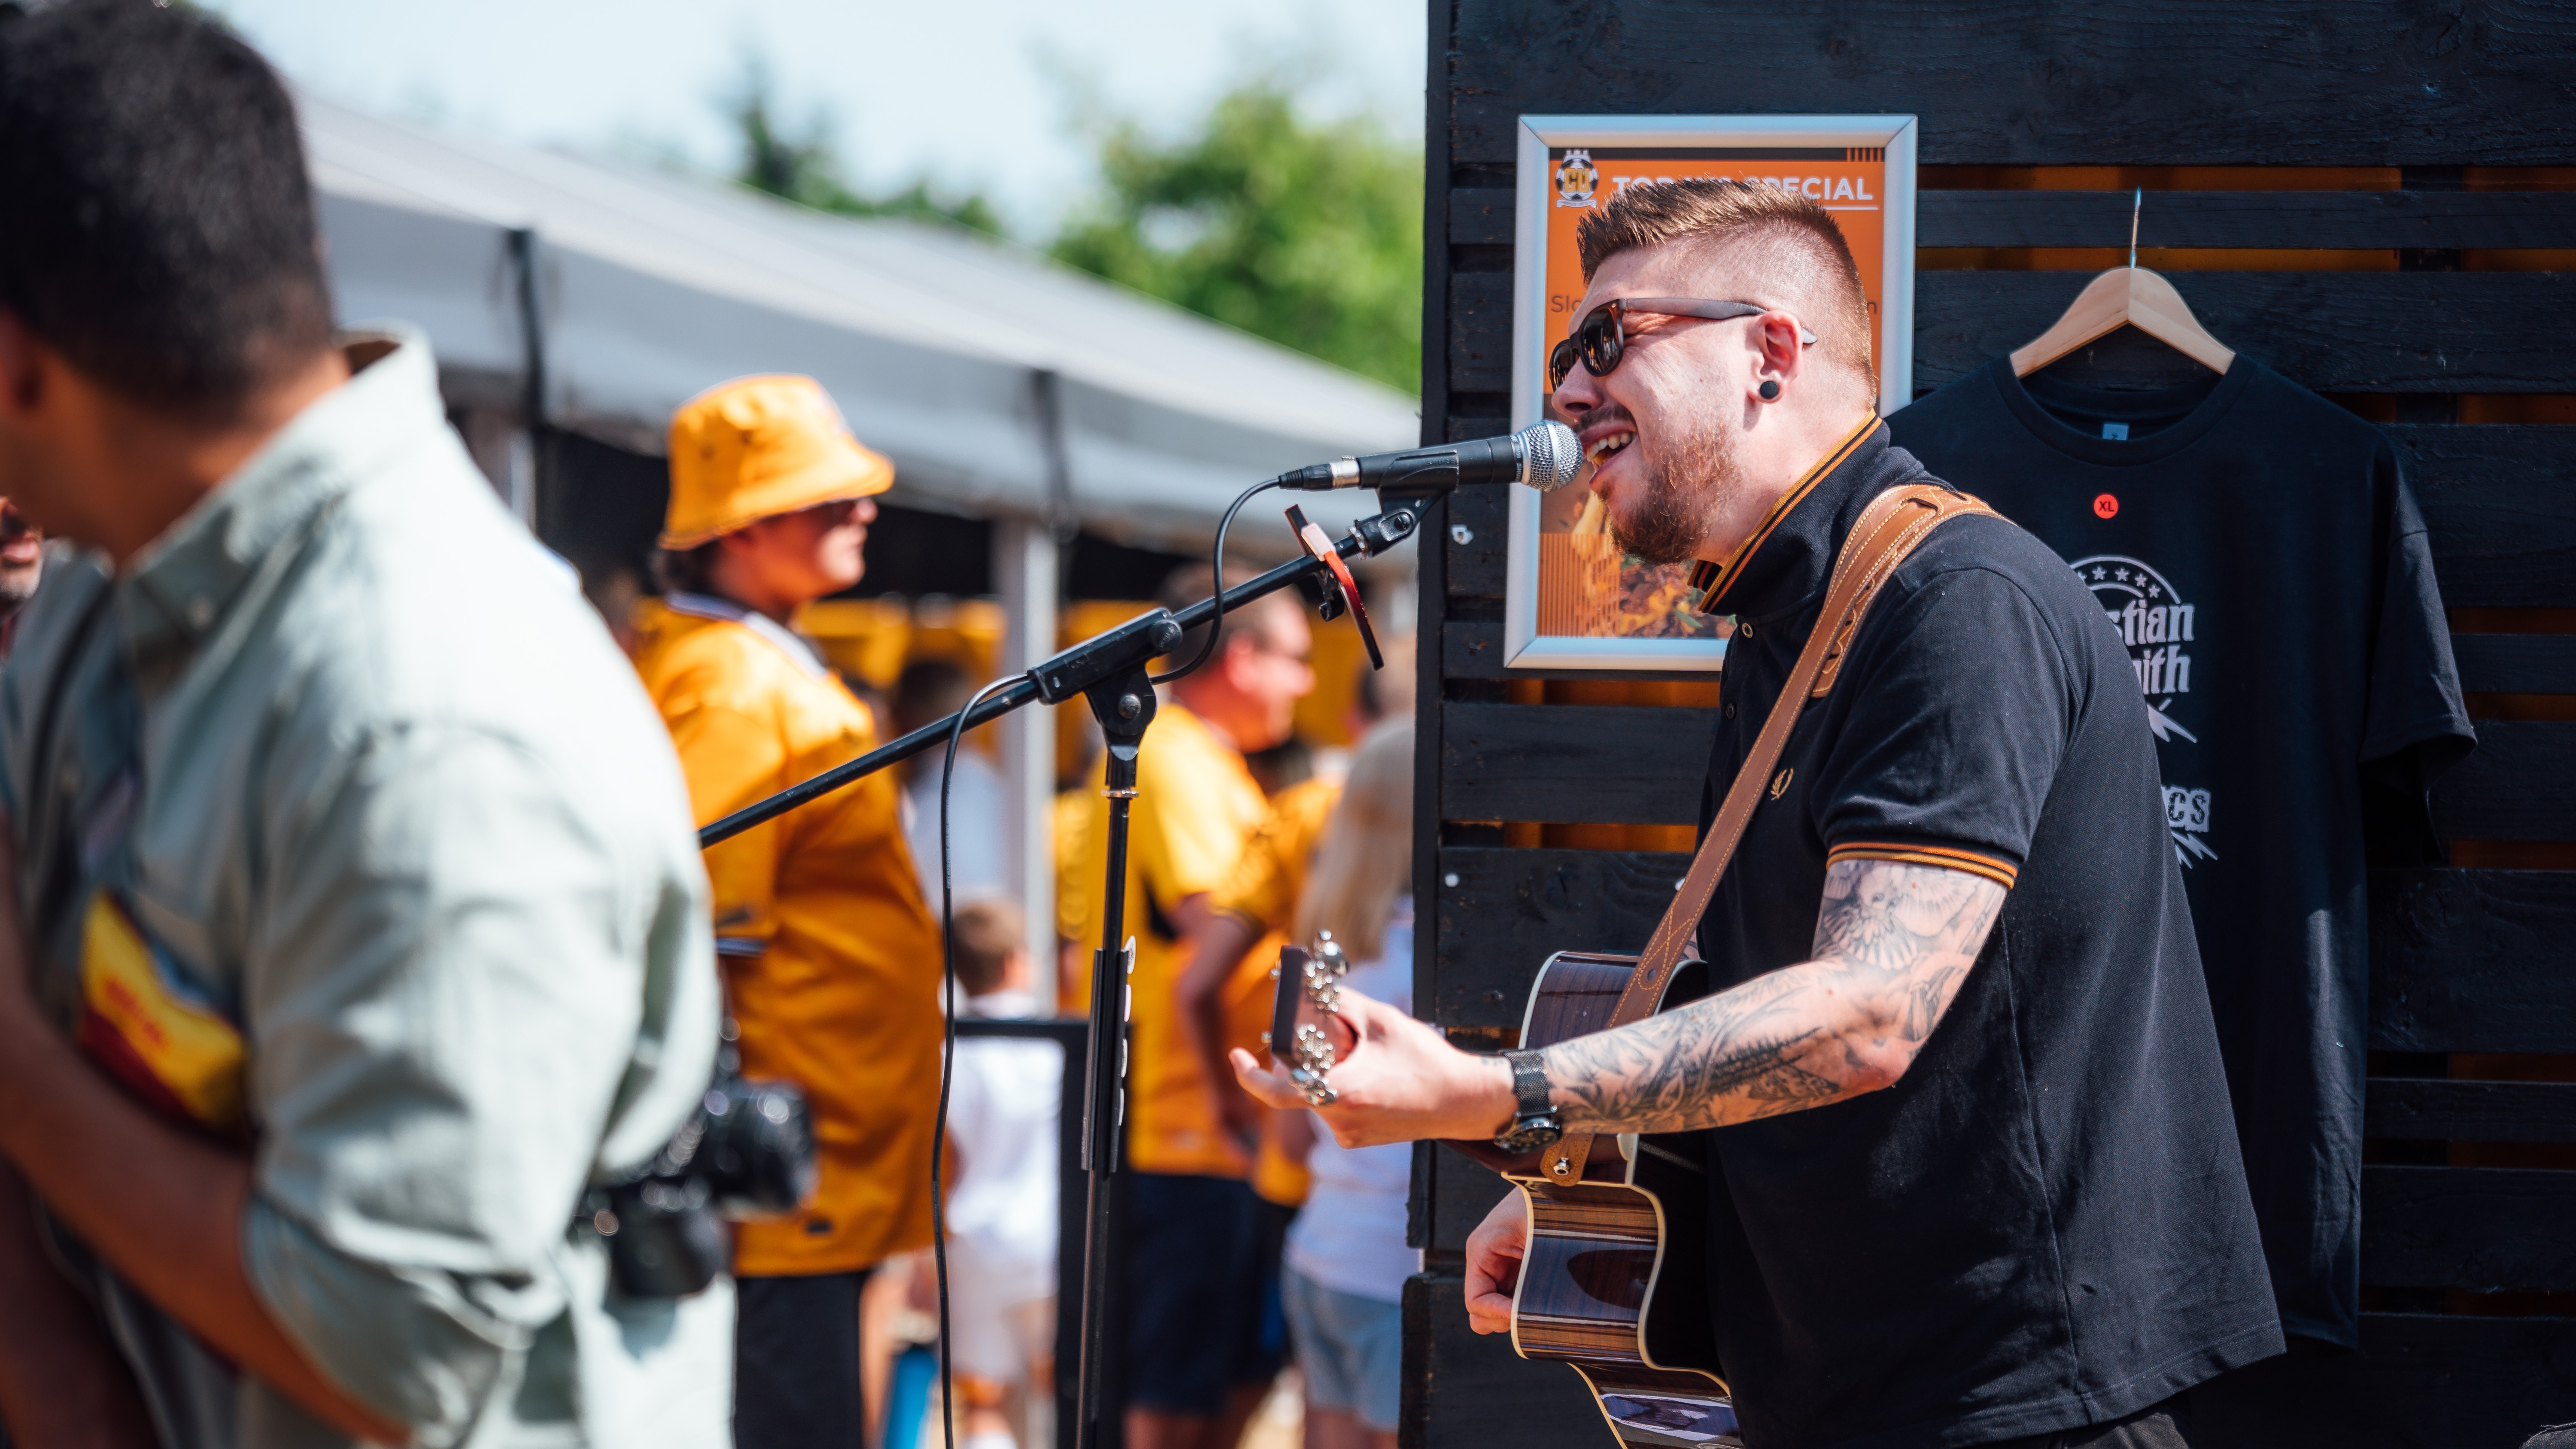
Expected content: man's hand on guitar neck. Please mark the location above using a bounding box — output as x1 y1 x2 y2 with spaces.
1230 858 2003 1147
1229 991 1519 1147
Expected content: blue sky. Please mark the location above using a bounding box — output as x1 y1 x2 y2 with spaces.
208 0 1429 237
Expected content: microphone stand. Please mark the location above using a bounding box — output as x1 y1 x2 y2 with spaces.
699 498 1425 1449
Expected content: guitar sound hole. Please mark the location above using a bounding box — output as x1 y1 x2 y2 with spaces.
1565 1246 1654 1310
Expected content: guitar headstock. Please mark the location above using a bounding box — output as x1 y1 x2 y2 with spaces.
1266 931 1355 1106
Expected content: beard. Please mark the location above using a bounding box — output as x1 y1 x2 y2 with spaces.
0 559 38 612
1607 403 1741 565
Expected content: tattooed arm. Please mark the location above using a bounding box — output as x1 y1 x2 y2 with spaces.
1539 858 2003 1134
1227 858 2002 1149
1439 860 2004 1336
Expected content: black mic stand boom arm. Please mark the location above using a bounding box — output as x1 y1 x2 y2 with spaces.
695 500 1419 851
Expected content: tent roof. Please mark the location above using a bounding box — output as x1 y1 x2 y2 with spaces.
301 96 1421 553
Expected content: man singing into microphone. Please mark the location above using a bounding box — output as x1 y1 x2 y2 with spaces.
1235 179 2281 1448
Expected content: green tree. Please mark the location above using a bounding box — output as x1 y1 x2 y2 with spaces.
1049 83 1422 395
726 58 1003 237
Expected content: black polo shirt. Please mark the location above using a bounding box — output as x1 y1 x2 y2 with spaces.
1689 424 2281 1449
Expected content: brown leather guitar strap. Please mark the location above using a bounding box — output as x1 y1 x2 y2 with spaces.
1533 482 1998 1183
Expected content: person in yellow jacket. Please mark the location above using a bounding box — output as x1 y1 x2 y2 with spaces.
1065 564 1314 1449
627 375 942 1449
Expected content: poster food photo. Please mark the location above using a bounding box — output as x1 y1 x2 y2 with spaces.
1504 115 1917 671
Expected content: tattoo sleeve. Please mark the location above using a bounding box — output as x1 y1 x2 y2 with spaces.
1537 859 2006 1134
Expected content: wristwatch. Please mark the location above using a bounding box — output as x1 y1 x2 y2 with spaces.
1492 1049 1564 1153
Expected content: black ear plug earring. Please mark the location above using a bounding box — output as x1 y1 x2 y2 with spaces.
1758 379 1781 401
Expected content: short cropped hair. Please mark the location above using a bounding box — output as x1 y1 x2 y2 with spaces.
0 1 334 413
952 897 1026 997
1576 179 1875 404
1157 561 1300 670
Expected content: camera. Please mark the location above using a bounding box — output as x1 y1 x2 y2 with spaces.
585 1065 818 1297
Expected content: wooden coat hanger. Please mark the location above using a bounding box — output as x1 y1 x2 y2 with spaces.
2010 189 2235 377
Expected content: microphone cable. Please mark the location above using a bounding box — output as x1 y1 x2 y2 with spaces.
933 671 1015 1449
1150 478 1281 685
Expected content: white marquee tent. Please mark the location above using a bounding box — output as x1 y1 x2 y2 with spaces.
302 94 1421 553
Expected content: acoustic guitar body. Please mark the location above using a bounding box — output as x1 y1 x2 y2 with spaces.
1507 951 1740 1449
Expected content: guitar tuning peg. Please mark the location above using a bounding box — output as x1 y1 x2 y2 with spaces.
1312 931 1348 976
1303 958 1343 1015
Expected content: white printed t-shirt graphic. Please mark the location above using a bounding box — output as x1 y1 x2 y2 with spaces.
2073 555 2215 866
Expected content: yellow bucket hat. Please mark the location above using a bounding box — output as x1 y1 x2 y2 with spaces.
660 375 893 548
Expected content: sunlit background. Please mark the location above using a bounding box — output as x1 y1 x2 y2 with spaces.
208 0 1430 391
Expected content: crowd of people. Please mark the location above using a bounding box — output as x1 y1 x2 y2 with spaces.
0 5 1421 1447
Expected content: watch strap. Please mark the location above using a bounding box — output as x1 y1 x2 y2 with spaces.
1504 1049 1552 1119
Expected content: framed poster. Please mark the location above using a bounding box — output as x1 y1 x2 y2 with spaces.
1503 114 1917 671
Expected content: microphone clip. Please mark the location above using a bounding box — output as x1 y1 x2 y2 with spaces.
1286 504 1382 670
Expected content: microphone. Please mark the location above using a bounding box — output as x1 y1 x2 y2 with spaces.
1274 421 1583 495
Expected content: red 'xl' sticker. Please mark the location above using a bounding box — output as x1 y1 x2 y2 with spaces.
2093 493 2120 519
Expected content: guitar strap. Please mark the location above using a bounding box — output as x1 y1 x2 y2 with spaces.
1533 481 2000 1184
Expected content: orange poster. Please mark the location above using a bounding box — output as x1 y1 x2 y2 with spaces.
1505 118 1916 671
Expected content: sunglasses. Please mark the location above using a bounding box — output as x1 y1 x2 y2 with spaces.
1546 297 1820 392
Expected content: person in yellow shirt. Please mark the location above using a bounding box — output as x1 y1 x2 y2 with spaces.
1193 775 1341 1211
1177 636 1416 1212
1065 564 1314 1449
1054 727 1101 1010
626 375 942 1449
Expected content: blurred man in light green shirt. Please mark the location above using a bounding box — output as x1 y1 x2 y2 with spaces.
0 5 729 1445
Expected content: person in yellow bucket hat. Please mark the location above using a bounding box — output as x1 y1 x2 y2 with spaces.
627 375 941 1449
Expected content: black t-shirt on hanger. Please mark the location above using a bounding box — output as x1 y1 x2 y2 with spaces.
1889 356 2476 1348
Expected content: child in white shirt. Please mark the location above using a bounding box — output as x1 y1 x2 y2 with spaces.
943 899 1060 1449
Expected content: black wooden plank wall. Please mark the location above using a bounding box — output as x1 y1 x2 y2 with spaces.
1407 5 2576 1448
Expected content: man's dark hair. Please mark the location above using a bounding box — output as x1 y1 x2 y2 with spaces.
0 0 334 413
